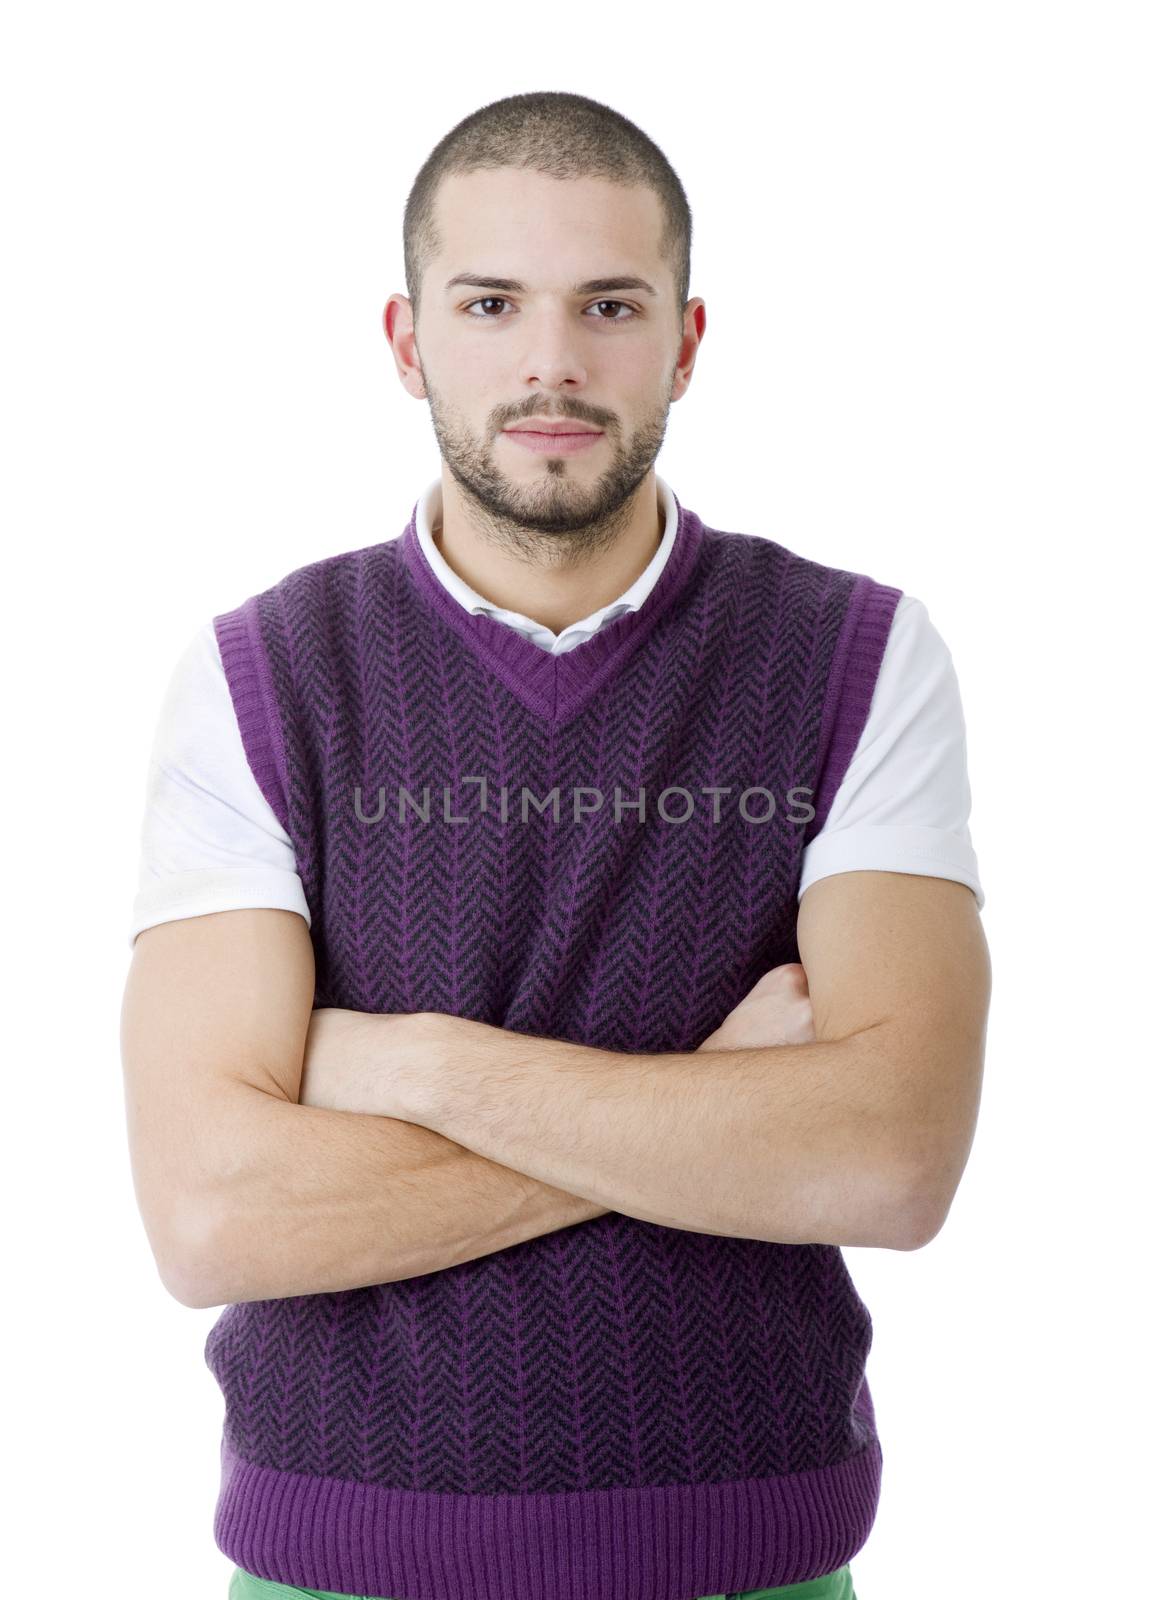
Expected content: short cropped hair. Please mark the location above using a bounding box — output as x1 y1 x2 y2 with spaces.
403 90 692 332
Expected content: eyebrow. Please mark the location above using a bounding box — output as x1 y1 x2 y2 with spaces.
444 273 658 298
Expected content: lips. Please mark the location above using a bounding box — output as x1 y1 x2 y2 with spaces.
504 428 605 456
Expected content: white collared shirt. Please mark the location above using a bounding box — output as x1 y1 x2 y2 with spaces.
415 474 682 654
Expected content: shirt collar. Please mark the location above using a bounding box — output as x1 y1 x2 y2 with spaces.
413 475 680 657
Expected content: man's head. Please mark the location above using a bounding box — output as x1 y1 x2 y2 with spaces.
384 91 705 555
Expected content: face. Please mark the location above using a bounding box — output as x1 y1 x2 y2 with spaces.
387 167 703 544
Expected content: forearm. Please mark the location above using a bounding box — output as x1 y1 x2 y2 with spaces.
191 1085 608 1307
399 1017 921 1250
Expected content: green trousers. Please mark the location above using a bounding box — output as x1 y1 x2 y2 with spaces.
228 1562 857 1599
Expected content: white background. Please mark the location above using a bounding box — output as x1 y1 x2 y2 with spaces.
3 3 1158 1596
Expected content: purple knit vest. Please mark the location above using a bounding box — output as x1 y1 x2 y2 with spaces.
206 489 902 1600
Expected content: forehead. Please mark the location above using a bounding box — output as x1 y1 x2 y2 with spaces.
430 168 665 276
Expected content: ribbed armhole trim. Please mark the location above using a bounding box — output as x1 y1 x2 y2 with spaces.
805 575 903 846
213 595 291 836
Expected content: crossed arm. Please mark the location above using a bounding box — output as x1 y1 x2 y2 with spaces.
300 870 989 1255
126 869 988 1307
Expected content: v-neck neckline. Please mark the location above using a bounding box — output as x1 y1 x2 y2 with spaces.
397 492 706 725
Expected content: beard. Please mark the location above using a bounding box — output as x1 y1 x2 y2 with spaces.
420 372 675 565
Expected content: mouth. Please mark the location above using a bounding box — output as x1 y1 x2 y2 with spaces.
503 427 605 456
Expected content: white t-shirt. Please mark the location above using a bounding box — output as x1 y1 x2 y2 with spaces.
127 475 984 948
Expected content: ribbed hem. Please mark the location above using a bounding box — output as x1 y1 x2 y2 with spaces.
804 576 903 846
213 1434 881 1600
213 595 291 836
396 493 707 725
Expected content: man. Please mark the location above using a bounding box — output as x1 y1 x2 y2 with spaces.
121 90 990 1600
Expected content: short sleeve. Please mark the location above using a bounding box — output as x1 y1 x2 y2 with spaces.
798 595 985 911
127 619 311 948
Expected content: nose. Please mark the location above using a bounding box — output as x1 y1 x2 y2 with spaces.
513 307 591 392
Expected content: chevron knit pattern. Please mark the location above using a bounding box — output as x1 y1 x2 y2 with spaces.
206 490 903 1600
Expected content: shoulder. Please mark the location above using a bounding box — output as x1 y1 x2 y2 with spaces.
154 617 234 734
801 590 986 910
703 523 903 613
213 533 406 628
148 616 276 794
874 593 973 736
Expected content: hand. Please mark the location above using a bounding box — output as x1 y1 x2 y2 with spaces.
698 962 816 1051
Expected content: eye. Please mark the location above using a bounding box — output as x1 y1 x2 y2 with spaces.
463 298 638 322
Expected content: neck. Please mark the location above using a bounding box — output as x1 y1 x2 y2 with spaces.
432 469 664 636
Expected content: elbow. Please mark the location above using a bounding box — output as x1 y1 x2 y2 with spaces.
853 1137 947 1252
892 1167 955 1252
886 1108 974 1251
159 1201 230 1310
892 1199 946 1252
163 1257 227 1310
161 1264 219 1311
855 1142 943 1252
